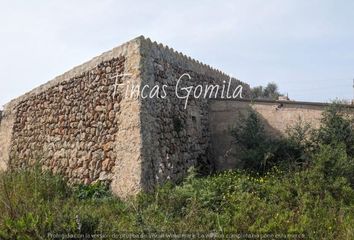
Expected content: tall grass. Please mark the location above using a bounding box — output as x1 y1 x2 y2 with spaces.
0 162 353 239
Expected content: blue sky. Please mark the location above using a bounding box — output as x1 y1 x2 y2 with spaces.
0 0 353 108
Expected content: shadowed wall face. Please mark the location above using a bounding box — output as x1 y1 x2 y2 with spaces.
138 39 251 191
208 100 353 171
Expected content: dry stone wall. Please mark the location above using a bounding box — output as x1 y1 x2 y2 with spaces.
0 36 290 197
139 39 251 191
0 37 143 197
0 109 14 172
10 57 125 184
4 35 347 198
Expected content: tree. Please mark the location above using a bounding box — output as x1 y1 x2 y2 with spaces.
231 110 303 174
315 103 354 156
251 82 281 100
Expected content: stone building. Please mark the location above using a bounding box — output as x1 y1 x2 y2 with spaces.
1 36 353 198
0 36 250 197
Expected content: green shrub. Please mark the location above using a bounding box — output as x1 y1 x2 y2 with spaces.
312 143 354 190
232 103 354 174
315 103 354 156
231 110 303 173
73 182 111 200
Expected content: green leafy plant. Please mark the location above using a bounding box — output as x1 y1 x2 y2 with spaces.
231 110 303 173
315 103 354 155
73 182 111 200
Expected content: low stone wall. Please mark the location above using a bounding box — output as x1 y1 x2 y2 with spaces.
0 109 14 171
209 99 354 171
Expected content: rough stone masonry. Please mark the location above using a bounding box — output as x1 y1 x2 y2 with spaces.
0 36 251 197
2 36 351 198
